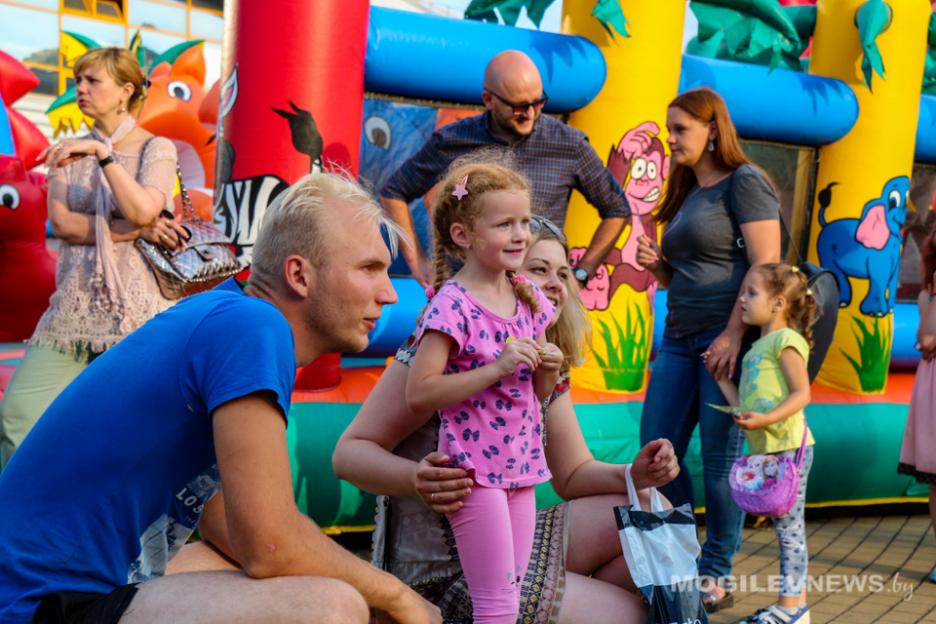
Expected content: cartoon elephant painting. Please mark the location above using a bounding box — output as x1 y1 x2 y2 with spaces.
816 176 910 316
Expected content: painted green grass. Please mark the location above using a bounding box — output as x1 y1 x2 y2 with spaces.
592 303 651 392
842 316 892 393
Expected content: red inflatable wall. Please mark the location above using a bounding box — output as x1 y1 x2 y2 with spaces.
215 0 370 390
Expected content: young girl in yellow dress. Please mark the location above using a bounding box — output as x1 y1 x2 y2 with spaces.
715 263 816 624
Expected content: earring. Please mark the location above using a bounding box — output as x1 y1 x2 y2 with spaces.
118 103 127 114
707 139 715 152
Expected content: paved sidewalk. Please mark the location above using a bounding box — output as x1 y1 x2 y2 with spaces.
705 514 936 623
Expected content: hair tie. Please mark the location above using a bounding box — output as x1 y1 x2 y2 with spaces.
424 286 436 300
790 266 800 274
452 175 469 200
142 77 151 88
510 273 528 287
806 288 813 297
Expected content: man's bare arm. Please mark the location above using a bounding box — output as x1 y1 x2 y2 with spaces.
213 393 438 623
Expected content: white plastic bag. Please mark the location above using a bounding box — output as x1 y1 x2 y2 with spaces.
614 465 708 624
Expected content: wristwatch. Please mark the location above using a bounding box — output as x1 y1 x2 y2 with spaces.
98 154 116 168
573 267 589 286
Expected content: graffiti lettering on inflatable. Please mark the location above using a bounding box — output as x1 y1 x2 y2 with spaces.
213 174 289 259
212 66 290 261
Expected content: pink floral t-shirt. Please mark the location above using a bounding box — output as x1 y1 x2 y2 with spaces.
416 278 555 490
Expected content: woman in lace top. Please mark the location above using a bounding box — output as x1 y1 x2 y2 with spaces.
333 217 681 623
0 48 185 467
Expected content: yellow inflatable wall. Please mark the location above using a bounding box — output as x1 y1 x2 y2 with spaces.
807 0 929 393
560 0 686 393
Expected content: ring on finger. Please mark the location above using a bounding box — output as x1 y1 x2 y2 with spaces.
430 492 436 502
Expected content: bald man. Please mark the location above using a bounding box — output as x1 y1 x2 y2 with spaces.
380 50 630 287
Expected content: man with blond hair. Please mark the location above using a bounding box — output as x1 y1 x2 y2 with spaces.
0 173 441 624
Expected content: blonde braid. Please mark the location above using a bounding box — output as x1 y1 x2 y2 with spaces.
507 270 540 313
431 236 450 293
416 236 452 327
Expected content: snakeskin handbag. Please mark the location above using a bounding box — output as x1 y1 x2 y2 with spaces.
136 165 243 300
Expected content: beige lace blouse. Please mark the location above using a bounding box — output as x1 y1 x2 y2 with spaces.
30 136 178 356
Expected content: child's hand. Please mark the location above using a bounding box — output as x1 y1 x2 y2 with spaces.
733 411 771 430
537 342 564 373
495 337 542 377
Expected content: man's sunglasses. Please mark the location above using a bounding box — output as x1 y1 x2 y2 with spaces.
530 215 567 246
485 89 549 116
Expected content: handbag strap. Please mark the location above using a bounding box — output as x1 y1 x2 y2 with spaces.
726 166 803 264
139 136 192 221
793 417 810 468
176 162 197 221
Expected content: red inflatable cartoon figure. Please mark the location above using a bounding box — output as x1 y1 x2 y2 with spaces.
0 157 54 342
0 51 54 342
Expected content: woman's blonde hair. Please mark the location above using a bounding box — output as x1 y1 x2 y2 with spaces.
74 48 148 114
528 218 592 374
429 149 539 312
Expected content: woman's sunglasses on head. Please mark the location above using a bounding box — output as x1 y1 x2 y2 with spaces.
530 215 567 246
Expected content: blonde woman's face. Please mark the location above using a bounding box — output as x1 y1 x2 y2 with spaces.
75 64 133 119
521 239 570 314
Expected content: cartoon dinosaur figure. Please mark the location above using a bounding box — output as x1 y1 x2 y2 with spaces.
137 40 219 221
816 176 910 316
358 98 438 274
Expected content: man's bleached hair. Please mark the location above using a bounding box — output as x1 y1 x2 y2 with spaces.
249 172 404 289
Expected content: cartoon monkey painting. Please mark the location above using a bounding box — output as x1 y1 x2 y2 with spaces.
573 122 669 311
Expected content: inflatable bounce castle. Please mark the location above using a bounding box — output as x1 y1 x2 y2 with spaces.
2 0 935 532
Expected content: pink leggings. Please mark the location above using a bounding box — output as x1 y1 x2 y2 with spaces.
447 485 536 624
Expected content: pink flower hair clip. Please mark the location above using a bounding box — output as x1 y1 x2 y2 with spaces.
452 175 469 200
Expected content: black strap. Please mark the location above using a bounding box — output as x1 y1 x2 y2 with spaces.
726 166 803 264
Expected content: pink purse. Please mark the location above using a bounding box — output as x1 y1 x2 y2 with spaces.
729 422 809 518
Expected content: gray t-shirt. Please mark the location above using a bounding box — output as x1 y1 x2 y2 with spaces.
661 164 779 338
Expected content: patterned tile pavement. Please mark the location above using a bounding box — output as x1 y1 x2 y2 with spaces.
705 514 936 623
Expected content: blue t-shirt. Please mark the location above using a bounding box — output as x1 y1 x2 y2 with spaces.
0 279 295 623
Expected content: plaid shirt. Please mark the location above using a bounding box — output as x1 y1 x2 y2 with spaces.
381 112 630 227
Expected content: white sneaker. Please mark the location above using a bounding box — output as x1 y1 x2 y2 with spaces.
736 604 810 624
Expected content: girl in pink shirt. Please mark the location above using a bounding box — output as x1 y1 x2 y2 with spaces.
407 156 561 623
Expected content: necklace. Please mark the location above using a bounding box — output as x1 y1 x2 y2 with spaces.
695 169 732 188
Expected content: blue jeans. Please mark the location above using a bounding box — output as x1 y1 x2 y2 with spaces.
640 325 746 580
